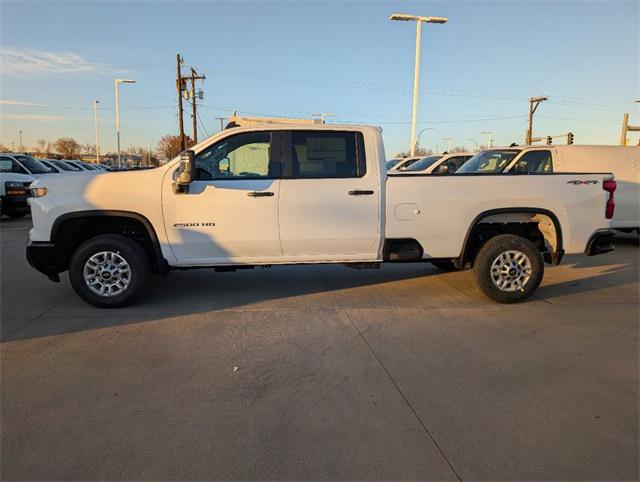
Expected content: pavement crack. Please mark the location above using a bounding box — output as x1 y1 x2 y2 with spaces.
343 307 463 481
315 267 463 481
3 293 73 341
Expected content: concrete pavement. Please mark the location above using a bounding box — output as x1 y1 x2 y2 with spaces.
1 216 638 480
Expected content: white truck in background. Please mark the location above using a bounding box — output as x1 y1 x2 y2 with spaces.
27 124 617 307
457 145 639 232
0 172 35 218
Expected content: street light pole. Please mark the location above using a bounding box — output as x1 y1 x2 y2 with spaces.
442 137 452 152
481 131 493 149
18 130 23 152
115 78 136 168
410 19 422 157
93 99 100 164
389 13 448 157
467 138 479 151
416 127 434 153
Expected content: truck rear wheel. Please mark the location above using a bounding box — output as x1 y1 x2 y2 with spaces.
69 234 150 308
473 234 543 303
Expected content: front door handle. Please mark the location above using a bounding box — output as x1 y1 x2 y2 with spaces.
247 191 274 197
348 190 375 196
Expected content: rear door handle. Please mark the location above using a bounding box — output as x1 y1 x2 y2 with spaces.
348 190 375 196
247 191 274 197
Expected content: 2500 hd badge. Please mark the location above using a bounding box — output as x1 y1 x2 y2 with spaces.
173 222 216 228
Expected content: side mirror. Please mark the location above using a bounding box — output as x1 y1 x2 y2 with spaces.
173 150 195 194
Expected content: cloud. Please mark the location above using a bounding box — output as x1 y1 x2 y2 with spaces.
0 99 50 107
1 48 101 75
1 113 89 122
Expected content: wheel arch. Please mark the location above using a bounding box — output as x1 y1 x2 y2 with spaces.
51 210 168 274
457 207 564 268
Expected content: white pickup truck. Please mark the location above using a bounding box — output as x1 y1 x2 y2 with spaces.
27 124 617 307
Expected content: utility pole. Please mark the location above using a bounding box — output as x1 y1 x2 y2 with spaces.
93 99 100 163
215 117 226 131
526 96 548 145
176 54 186 151
186 67 206 144
620 112 640 146
191 68 198 144
18 130 23 151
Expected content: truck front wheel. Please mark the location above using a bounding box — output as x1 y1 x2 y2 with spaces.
473 234 543 303
69 234 150 308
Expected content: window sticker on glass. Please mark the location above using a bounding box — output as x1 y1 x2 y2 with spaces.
306 137 347 163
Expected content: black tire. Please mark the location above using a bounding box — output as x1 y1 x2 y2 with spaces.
430 260 459 271
69 234 150 308
473 234 543 303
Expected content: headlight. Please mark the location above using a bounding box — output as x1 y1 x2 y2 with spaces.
31 187 48 198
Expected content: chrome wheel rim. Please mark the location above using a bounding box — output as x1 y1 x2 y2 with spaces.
490 250 532 292
83 251 131 297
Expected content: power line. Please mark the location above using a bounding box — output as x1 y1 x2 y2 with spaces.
196 108 209 138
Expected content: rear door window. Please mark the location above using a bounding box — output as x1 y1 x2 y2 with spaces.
286 131 366 178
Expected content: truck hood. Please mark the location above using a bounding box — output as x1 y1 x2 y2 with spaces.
30 168 166 201
0 172 36 183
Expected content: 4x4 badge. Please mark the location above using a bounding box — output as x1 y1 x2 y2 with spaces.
567 180 599 185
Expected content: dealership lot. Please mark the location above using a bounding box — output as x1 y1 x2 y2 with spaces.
1 216 638 480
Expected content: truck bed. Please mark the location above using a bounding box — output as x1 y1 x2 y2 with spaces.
385 173 613 258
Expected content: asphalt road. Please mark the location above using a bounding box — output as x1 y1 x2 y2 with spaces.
1 216 638 480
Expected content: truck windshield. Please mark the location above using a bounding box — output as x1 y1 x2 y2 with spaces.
386 159 400 170
51 160 79 171
456 150 520 174
15 155 53 174
404 155 443 172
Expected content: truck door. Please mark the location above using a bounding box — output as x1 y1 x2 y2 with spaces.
278 129 381 261
162 130 283 265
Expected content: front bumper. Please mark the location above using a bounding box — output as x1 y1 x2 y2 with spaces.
26 241 61 282
0 194 30 216
585 229 616 256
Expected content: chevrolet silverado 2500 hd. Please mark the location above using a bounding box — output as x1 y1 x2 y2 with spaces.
27 124 616 307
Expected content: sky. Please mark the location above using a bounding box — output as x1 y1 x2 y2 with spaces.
0 0 638 156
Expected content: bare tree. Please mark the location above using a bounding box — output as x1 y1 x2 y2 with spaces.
34 139 50 154
156 135 194 160
53 137 80 159
83 143 96 155
394 148 433 158
0 143 10 152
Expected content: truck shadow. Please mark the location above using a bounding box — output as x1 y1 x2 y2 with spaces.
2 226 638 343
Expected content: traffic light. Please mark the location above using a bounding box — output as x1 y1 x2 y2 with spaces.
546 136 553 145
567 132 574 144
